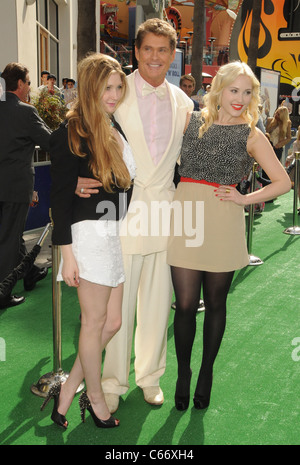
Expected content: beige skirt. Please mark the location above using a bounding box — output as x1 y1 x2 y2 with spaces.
167 182 249 272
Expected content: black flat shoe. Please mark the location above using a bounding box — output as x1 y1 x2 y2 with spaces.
40 382 68 430
79 391 119 428
175 370 192 411
0 294 25 310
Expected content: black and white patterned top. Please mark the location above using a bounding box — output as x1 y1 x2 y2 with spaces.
179 111 254 185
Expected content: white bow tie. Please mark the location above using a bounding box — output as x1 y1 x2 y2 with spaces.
142 83 166 99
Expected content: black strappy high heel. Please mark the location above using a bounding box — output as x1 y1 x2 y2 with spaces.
40 382 68 430
79 391 119 428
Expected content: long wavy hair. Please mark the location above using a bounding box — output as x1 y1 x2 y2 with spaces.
269 105 290 140
200 61 261 138
67 53 131 192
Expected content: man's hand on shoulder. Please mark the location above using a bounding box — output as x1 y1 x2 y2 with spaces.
76 176 102 198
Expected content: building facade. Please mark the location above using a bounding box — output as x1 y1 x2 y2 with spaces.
0 0 78 91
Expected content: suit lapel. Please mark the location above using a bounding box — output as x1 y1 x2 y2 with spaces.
116 72 178 181
156 79 176 168
116 73 156 174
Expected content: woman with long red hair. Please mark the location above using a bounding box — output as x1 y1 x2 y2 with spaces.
41 53 135 430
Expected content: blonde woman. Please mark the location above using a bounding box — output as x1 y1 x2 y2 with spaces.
286 125 300 167
286 125 300 204
167 61 290 411
266 105 292 161
41 54 135 429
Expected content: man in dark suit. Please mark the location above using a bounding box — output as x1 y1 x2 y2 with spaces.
0 62 51 309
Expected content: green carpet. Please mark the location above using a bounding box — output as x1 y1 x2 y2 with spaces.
0 191 299 446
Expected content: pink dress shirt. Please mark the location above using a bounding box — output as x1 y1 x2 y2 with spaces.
135 71 172 166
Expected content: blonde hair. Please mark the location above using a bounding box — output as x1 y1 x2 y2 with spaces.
271 106 290 140
200 61 261 138
67 53 131 193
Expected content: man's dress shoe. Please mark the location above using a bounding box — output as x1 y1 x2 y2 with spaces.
142 386 164 405
0 294 25 309
104 393 119 414
24 267 48 291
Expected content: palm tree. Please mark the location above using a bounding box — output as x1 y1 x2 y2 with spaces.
77 0 96 62
247 0 262 72
191 0 205 93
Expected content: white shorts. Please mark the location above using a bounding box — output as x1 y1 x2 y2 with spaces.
57 220 125 287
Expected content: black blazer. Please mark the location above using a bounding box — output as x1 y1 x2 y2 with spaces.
50 122 133 245
0 92 51 203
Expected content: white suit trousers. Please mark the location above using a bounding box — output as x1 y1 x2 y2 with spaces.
102 250 173 395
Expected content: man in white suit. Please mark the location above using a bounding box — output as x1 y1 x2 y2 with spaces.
77 19 193 413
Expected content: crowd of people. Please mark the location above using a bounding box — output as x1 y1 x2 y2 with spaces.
37 70 77 108
0 18 292 431
38 70 62 97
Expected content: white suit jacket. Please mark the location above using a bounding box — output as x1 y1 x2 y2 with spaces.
116 71 193 255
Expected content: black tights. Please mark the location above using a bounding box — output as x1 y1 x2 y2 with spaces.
171 266 234 398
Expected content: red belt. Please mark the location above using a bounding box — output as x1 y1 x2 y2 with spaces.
180 177 236 188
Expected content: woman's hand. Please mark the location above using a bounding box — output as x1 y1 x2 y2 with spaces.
244 128 291 204
61 245 79 287
214 185 246 206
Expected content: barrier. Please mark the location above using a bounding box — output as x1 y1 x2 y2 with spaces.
247 162 263 266
284 152 300 235
31 220 84 397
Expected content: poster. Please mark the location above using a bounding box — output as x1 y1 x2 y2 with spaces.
230 0 300 122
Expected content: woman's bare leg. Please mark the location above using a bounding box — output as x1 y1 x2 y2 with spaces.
58 280 123 420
